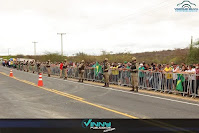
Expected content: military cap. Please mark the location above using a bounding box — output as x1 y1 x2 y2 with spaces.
65 59 67 61
105 58 108 61
132 57 136 61
48 60 50 61
81 60 85 63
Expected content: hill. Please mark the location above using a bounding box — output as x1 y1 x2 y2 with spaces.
0 48 190 64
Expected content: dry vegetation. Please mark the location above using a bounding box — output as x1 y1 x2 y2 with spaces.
1 48 191 64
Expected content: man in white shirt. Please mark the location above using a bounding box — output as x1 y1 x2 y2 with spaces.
172 64 180 89
185 65 196 96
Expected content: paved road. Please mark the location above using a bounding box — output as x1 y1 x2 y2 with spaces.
0 66 199 119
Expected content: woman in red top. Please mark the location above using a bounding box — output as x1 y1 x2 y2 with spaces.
60 62 63 78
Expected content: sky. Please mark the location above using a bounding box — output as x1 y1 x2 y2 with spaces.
0 0 198 56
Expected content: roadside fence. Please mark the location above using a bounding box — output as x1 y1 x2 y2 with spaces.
1 63 198 98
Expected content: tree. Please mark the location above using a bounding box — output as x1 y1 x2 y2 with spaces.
16 54 24 58
186 39 199 64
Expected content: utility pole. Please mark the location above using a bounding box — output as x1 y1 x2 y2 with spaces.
32 42 38 55
57 33 66 56
8 48 10 56
191 36 193 45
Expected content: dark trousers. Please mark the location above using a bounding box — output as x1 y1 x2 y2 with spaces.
196 79 199 95
173 79 177 90
189 80 195 94
166 79 173 91
182 81 188 93
139 77 144 86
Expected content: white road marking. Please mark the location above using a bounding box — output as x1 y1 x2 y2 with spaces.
2 66 199 107
47 75 199 107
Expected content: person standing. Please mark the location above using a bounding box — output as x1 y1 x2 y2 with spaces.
8 60 11 68
163 64 173 93
16 61 19 70
103 58 110 87
185 65 196 96
78 60 85 82
172 64 180 90
130 57 139 92
26 61 29 72
111 63 119 85
23 60 26 71
46 60 51 77
20 61 23 71
31 60 36 73
60 62 63 78
138 63 145 87
36 60 41 74
63 59 68 80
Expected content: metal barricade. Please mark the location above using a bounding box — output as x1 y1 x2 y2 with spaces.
84 68 95 81
6 63 199 98
50 65 60 76
109 68 119 85
187 74 198 97
119 70 131 87
138 71 199 97
67 67 74 78
67 67 79 79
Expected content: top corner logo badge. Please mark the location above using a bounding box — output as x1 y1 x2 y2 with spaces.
82 119 115 132
174 0 198 12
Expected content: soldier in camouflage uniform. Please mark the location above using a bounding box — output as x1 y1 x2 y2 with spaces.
78 60 85 82
63 59 68 80
26 61 30 72
23 60 26 71
31 60 35 73
16 61 19 70
46 60 51 77
20 61 23 71
130 57 139 92
36 60 41 74
103 58 110 87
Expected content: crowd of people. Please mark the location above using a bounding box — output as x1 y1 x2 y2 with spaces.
1 58 199 97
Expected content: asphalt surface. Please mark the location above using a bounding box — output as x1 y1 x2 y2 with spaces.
0 66 199 119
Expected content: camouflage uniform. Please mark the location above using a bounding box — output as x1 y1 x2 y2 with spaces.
78 60 85 82
63 59 68 80
46 60 51 77
16 61 19 70
31 61 35 73
18 61 21 70
130 57 139 92
23 60 26 71
36 61 41 74
26 61 29 72
20 61 23 71
103 58 110 87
